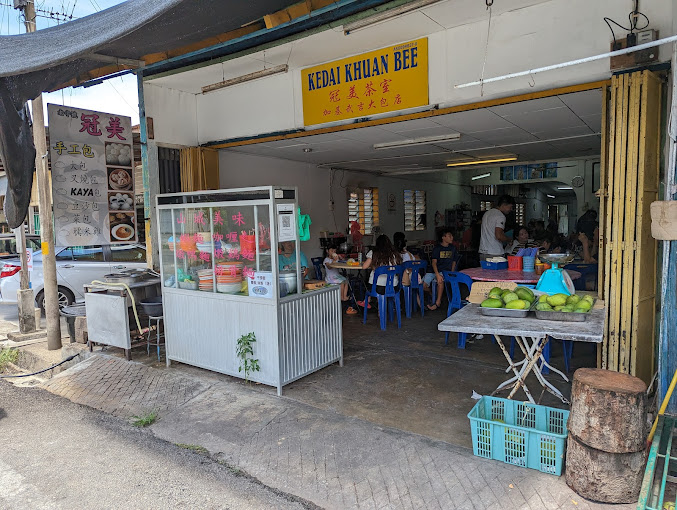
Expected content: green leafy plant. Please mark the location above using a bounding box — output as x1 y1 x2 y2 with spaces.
236 332 260 384
0 348 19 371
131 410 158 427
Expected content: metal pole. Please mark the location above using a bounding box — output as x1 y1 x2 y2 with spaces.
21 0 61 349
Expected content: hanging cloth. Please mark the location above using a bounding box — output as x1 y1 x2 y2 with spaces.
298 207 311 241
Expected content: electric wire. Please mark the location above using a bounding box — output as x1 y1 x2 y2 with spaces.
0 352 81 378
603 2 650 47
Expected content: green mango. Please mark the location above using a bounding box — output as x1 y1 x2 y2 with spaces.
553 305 565 311
488 292 503 300
515 288 534 302
539 294 549 303
490 287 504 296
575 300 592 312
502 292 519 304
481 298 504 308
566 294 581 305
536 303 553 311
506 299 527 310
546 294 568 307
560 305 574 312
582 295 595 304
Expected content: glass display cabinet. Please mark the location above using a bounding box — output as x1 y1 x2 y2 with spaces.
156 186 342 394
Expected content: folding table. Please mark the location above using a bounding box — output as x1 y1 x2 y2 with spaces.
438 304 604 404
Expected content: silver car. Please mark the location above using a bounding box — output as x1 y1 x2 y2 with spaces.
0 244 147 310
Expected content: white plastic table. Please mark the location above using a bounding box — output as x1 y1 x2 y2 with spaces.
438 304 604 404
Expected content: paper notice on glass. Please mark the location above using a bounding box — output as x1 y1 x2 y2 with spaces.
277 203 296 242
248 271 273 299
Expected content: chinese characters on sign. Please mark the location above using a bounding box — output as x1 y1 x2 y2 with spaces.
301 38 428 126
48 105 136 247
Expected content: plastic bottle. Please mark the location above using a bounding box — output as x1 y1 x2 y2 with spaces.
358 252 363 264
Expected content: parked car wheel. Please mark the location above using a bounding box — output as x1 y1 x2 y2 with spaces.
36 286 75 312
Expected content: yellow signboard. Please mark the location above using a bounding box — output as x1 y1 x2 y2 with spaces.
301 38 428 126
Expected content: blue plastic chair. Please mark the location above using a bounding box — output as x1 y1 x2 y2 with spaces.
311 257 324 281
363 265 404 330
442 271 473 347
402 260 427 318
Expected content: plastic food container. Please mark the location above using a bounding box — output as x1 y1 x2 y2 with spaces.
480 260 508 270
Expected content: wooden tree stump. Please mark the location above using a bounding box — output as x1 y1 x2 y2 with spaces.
568 368 647 453
565 433 646 503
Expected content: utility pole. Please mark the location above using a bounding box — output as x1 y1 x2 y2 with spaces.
16 0 61 349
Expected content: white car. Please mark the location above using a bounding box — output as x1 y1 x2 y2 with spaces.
0 244 147 310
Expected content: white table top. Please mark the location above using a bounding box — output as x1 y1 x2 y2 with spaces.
437 304 604 343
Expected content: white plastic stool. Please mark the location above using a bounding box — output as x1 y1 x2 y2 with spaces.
147 315 164 361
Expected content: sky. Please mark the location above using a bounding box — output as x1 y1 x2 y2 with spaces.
0 0 140 124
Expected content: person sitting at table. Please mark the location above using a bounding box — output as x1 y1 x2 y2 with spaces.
578 227 599 263
278 240 310 279
394 231 421 285
359 234 402 309
538 232 562 254
505 226 537 255
323 243 357 314
423 228 457 311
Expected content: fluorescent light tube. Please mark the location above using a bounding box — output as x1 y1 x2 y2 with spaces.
557 186 573 190
547 194 556 198
446 156 517 168
471 173 492 181
373 133 460 150
344 0 442 34
202 65 288 94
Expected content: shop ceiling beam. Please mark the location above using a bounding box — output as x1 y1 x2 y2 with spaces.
87 53 145 68
456 35 677 89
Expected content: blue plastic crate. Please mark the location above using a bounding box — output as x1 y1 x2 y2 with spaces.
467 396 569 476
480 260 508 270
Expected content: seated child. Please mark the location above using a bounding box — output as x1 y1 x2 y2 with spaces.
324 244 357 315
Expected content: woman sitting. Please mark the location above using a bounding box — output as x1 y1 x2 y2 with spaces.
578 227 599 263
505 225 537 255
323 243 357 315
359 234 402 308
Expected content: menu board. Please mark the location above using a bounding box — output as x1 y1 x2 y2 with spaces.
47 104 136 247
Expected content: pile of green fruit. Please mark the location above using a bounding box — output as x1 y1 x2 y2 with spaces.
535 293 594 313
480 286 535 310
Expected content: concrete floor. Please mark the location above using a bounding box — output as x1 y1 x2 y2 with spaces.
282 307 597 449
26 302 597 452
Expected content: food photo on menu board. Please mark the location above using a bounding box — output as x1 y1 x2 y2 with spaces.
109 212 136 242
108 167 133 191
105 142 133 166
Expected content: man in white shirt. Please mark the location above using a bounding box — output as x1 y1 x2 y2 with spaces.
479 195 515 261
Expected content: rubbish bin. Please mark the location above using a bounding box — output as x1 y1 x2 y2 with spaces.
60 304 87 343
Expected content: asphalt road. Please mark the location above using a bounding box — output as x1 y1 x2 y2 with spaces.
0 304 19 323
0 381 313 510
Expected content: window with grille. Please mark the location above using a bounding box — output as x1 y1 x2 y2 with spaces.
348 188 379 234
515 203 525 226
404 190 426 231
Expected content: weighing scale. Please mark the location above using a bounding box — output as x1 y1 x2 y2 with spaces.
535 253 576 296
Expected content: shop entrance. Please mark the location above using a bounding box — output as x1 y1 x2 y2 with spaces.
213 83 609 447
